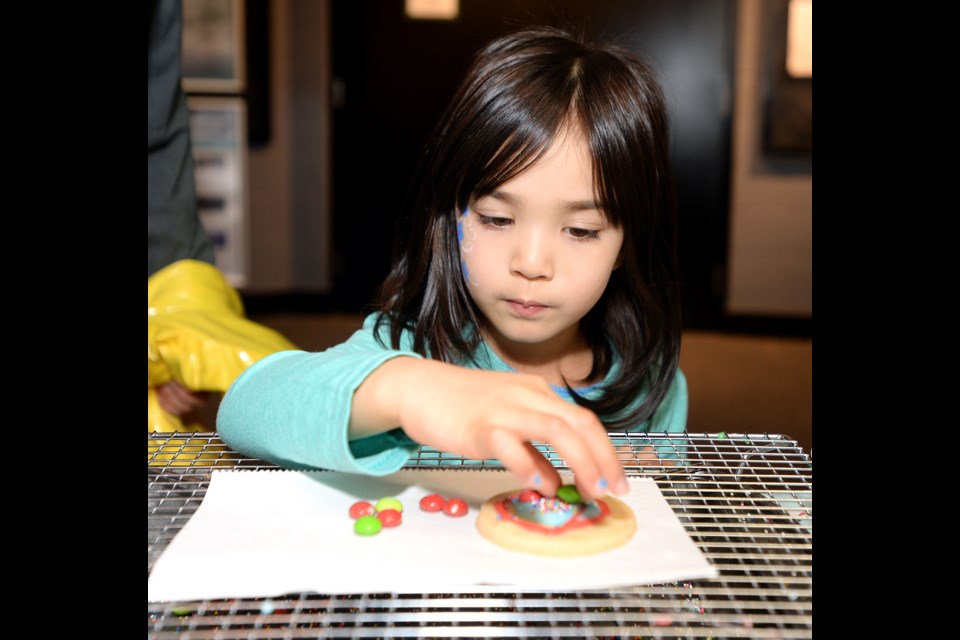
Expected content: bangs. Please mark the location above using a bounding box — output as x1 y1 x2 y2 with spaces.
446 40 587 211
448 58 654 234
463 131 553 209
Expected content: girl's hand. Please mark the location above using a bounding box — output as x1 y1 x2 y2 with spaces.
617 444 678 467
352 358 629 501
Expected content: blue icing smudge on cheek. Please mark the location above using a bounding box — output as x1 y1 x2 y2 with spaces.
456 210 480 287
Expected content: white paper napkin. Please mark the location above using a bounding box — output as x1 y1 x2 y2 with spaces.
148 469 717 602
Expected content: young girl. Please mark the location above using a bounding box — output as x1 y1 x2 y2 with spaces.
217 26 687 502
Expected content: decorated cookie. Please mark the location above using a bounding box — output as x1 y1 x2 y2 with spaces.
475 487 636 556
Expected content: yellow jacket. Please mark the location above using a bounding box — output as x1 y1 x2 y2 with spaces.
148 260 297 461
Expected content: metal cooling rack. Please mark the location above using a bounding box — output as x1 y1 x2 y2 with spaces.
148 432 812 639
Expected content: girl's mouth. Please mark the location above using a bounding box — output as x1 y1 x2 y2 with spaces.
506 299 548 317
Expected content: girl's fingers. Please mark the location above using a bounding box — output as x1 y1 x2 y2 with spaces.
561 405 629 495
521 440 564 494
486 429 561 497
504 401 626 500
503 410 607 501
635 445 675 467
636 445 657 462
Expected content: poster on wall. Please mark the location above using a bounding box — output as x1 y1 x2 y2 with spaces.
181 0 246 94
187 97 248 288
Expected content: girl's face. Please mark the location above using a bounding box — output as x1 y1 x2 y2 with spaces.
457 126 624 357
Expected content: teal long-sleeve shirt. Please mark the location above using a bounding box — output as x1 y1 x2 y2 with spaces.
217 313 687 474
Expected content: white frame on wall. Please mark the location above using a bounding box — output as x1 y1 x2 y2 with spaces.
187 96 249 288
181 0 246 94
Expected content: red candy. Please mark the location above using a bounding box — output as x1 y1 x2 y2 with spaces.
419 494 445 512
518 489 542 503
419 494 470 517
443 498 469 517
348 501 375 519
377 508 403 527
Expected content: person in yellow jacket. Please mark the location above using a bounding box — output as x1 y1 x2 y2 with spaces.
148 259 298 434
148 0 296 462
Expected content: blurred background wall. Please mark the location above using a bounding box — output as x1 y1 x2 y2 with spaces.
193 0 811 330
182 0 812 451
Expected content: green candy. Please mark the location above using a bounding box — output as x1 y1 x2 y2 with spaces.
556 485 581 504
375 497 403 513
354 515 382 536
170 606 193 616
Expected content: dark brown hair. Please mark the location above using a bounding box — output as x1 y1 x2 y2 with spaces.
373 26 681 430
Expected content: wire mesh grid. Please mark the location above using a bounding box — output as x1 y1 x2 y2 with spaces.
148 432 812 639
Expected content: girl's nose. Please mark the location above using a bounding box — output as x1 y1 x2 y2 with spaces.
509 230 554 280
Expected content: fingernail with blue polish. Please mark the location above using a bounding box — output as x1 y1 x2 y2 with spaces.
597 478 609 494
532 473 542 487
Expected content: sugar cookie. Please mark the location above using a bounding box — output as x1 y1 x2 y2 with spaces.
475 488 636 557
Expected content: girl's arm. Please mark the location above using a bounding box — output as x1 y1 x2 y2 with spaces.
216 316 428 475
218 313 628 499
350 357 628 501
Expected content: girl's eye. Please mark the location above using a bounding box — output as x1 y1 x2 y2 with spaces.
477 214 513 228
566 227 600 241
